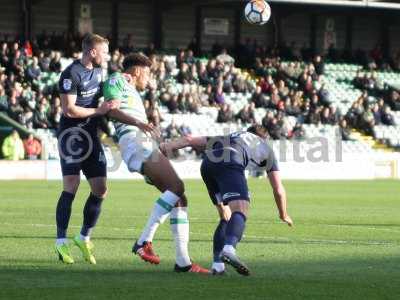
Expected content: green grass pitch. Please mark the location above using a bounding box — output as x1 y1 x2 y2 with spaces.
0 179 399 300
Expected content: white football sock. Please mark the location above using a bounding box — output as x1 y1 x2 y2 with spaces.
222 245 236 255
56 238 68 246
170 207 191 267
212 262 225 272
79 234 90 242
137 190 180 245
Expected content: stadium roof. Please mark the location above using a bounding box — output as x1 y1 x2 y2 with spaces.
266 0 400 9
174 0 400 9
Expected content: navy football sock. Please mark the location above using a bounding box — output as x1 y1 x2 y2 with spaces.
56 191 75 239
213 219 228 262
80 193 104 237
225 212 247 248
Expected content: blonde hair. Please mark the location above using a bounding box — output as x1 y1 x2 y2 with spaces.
82 33 109 53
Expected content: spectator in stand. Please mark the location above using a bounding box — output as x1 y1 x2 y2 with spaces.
307 107 322 125
165 93 179 114
346 101 363 128
108 50 122 74
20 106 34 129
25 56 41 83
388 90 400 111
381 106 396 126
329 106 340 125
277 80 289 98
216 48 235 65
33 102 50 129
165 119 180 139
251 85 268 108
361 107 375 135
1 129 24 160
49 51 62 73
291 122 305 139
23 133 42 159
213 85 225 106
0 85 8 111
186 94 199 114
185 49 196 65
198 61 212 86
339 119 354 141
318 83 331 106
236 103 255 124
217 103 234 123
320 107 331 125
7 93 23 122
207 59 221 82
177 63 192 84
313 55 325 75
372 103 382 125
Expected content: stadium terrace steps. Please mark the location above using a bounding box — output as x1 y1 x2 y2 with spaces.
352 129 395 152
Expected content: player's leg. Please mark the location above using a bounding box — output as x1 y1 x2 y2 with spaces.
55 174 80 264
200 158 229 274
139 151 198 270
221 199 250 276
128 148 182 264
212 203 231 275
215 166 251 276
73 142 107 264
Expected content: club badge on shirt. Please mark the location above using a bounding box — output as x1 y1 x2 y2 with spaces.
63 79 72 91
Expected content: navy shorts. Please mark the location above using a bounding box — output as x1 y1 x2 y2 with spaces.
200 158 249 205
57 127 107 179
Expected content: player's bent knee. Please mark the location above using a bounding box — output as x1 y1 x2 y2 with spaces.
217 204 231 221
228 199 249 217
90 184 107 199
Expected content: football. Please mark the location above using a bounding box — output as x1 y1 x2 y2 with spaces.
244 0 271 25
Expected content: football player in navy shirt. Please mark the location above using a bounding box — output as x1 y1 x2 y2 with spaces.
160 125 293 276
55 33 119 264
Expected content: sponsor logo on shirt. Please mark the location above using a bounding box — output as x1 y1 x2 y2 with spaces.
222 192 241 200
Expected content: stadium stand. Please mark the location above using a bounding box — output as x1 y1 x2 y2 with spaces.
0 33 399 160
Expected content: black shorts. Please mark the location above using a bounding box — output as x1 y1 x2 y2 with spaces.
200 157 249 206
57 127 107 179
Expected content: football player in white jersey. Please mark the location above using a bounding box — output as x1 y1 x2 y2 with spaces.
104 53 209 273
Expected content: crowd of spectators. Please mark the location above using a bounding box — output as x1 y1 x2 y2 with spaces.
346 90 397 136
1 32 400 159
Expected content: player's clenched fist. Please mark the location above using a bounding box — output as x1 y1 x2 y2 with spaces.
96 100 120 115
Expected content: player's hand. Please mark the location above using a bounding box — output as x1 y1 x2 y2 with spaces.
280 214 293 227
97 100 120 115
137 121 161 141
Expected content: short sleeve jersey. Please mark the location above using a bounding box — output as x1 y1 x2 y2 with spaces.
103 72 148 141
58 60 103 132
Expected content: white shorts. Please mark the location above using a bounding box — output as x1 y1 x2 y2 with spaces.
118 131 157 173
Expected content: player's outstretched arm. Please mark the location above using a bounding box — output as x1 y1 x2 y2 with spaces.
159 136 208 156
267 171 293 227
107 108 160 140
60 94 119 118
